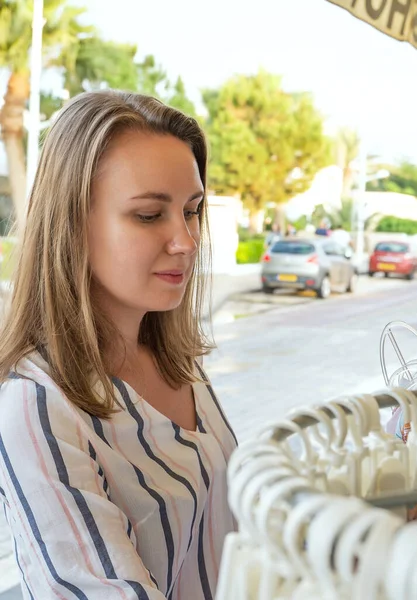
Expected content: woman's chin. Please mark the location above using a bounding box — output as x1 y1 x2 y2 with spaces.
142 292 186 313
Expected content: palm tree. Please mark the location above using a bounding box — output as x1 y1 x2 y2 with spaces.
0 0 91 223
334 127 361 199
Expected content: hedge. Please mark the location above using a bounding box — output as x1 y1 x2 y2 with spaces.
0 237 17 282
236 239 265 264
376 216 417 235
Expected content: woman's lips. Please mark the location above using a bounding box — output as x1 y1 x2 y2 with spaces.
154 271 185 285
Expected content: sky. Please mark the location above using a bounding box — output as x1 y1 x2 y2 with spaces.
72 0 417 165
2 0 416 165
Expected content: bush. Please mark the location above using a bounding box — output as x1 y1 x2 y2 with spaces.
376 216 417 235
236 239 265 264
0 236 17 282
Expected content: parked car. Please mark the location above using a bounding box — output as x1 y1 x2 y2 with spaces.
261 237 358 299
369 241 417 279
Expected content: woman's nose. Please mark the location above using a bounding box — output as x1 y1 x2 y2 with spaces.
166 219 199 255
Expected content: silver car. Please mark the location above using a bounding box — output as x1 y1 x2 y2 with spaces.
261 237 358 299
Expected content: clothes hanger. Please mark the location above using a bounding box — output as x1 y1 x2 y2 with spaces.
262 389 417 510
218 318 417 599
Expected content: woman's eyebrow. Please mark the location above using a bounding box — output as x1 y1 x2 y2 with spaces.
128 191 204 203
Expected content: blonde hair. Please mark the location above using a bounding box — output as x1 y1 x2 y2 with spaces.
0 90 212 418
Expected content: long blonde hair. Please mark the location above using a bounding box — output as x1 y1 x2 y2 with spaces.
0 91 212 418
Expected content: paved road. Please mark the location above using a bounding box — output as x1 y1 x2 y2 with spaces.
2 275 417 596
206 276 417 441
0 588 21 600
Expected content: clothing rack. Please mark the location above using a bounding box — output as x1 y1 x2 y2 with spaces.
269 389 417 510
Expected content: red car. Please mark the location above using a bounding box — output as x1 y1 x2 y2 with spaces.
369 241 417 279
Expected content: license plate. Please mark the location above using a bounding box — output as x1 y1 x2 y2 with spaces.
278 274 298 282
377 262 396 271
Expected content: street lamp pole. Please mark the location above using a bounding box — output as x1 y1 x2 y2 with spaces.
355 136 367 262
26 0 44 201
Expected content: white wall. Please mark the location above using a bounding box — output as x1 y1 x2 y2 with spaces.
207 195 240 274
0 142 7 177
360 191 417 221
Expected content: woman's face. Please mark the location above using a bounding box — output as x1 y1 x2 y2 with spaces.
88 130 204 323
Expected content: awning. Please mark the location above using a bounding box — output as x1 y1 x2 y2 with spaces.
327 0 417 49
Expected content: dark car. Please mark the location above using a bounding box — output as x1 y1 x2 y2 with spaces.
261 237 358 299
369 241 417 279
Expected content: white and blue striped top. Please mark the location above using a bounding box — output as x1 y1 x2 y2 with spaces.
0 352 237 599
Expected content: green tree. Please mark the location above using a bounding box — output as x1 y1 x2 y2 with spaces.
62 36 139 96
136 54 168 98
167 76 196 117
62 43 173 99
311 204 329 230
312 198 354 231
332 198 354 231
62 48 197 116
203 71 330 231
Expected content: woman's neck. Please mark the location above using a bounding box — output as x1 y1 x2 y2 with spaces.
105 337 152 379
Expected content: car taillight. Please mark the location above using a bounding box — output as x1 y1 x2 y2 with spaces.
307 254 319 264
262 254 271 262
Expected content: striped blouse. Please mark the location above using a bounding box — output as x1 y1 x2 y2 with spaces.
0 352 237 599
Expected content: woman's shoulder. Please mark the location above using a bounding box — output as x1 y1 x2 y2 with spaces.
0 351 68 430
1 350 57 392
0 352 95 471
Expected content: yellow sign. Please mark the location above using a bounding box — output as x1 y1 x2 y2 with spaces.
377 262 396 270
327 0 417 49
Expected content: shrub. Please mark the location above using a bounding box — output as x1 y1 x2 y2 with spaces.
236 239 265 264
376 216 417 235
0 236 17 282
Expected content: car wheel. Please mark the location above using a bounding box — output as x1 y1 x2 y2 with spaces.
317 276 331 299
384 272 390 278
262 285 274 294
368 271 375 277
347 272 358 293
406 271 415 281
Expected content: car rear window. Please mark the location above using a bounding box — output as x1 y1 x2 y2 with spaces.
271 241 315 255
375 242 409 253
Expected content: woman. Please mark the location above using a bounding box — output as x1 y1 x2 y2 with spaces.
0 91 237 599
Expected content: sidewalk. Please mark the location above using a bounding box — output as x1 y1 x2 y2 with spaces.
352 252 370 275
204 264 261 318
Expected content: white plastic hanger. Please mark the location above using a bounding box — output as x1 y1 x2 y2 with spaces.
306 497 366 597
365 389 411 519
384 520 417 600
219 380 417 600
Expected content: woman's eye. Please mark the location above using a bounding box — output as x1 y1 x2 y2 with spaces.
184 210 200 221
185 202 203 221
136 214 161 223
